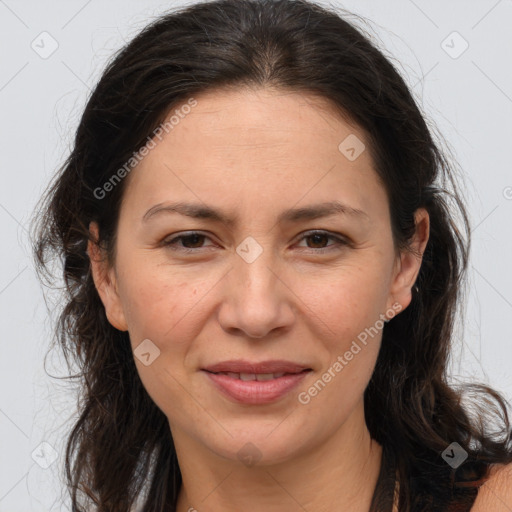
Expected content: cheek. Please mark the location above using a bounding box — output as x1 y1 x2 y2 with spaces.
120 277 204 417
301 260 392 333
117 260 213 346
297 338 381 443
117 265 220 404
293 263 389 406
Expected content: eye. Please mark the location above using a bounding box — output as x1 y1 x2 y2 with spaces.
162 232 216 253
295 230 349 253
162 230 349 254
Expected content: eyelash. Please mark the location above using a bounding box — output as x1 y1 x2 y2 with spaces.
162 230 350 254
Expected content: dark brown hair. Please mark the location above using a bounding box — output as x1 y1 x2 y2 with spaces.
30 0 512 510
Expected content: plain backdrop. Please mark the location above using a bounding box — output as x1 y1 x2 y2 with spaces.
0 0 511 510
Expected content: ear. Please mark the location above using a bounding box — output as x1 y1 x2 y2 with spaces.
87 221 128 332
387 208 430 313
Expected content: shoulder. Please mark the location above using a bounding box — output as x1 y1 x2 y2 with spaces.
471 463 512 511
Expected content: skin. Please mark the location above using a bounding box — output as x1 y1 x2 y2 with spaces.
472 464 512 511
88 87 430 512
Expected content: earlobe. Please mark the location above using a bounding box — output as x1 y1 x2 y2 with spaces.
388 209 430 313
87 222 128 332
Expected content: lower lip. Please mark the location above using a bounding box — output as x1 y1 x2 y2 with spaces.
203 370 311 405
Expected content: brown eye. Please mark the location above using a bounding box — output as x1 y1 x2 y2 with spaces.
296 230 348 253
305 233 330 249
162 230 349 255
163 232 215 253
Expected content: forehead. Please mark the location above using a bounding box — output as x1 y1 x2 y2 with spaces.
175 86 360 148
119 86 385 223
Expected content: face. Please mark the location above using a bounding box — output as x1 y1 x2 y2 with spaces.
89 87 428 466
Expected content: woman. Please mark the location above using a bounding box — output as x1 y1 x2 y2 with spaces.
30 0 512 510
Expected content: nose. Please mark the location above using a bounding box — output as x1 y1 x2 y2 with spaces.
217 244 295 339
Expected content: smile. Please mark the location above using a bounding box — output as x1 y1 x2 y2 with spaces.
202 369 312 404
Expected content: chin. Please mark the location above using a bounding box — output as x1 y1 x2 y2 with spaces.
200 422 311 467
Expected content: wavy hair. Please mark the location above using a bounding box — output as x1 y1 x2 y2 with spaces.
30 0 512 510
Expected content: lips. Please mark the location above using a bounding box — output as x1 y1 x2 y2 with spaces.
202 360 312 404
203 359 311 375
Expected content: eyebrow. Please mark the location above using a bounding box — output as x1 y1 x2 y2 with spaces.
142 200 369 226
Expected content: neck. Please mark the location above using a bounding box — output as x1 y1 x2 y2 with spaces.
173 400 383 512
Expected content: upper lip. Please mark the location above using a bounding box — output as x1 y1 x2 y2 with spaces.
203 360 311 374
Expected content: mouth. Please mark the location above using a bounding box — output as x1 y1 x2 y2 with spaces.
201 361 313 404
203 369 312 381
202 359 312 375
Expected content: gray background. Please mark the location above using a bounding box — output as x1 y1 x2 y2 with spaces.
0 0 511 510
